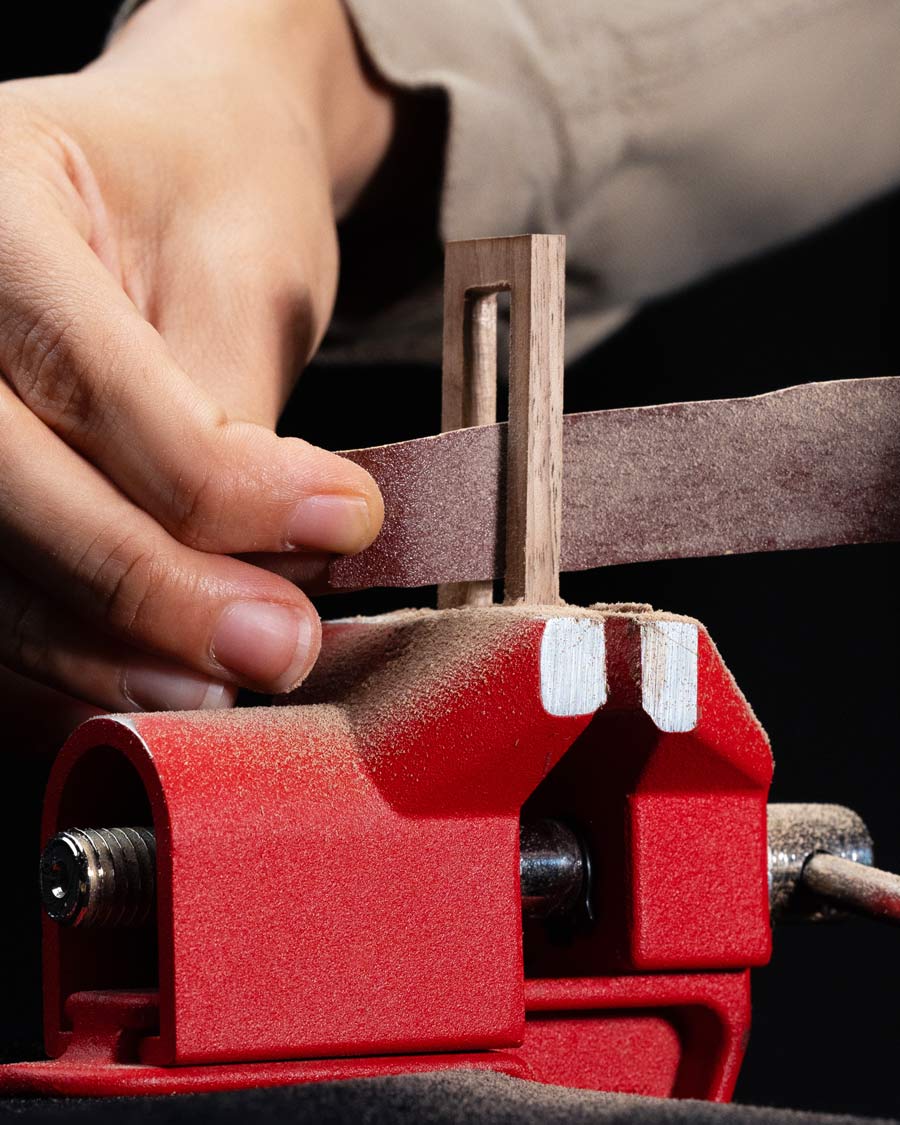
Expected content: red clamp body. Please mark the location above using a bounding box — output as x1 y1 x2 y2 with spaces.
0 605 772 1099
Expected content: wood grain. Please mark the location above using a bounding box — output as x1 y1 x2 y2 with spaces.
437 235 565 607
328 377 900 592
438 249 498 608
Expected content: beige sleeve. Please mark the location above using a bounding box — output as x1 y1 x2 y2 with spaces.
112 0 900 362
342 0 900 359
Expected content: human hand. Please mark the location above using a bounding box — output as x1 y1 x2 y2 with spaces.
0 0 392 714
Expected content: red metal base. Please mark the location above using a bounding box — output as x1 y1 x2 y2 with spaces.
0 972 749 1100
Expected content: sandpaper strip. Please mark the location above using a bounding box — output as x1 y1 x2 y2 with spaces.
328 377 900 590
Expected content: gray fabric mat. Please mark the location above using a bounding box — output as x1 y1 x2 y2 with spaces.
0 1072 896 1125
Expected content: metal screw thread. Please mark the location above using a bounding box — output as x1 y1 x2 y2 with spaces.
40 827 156 928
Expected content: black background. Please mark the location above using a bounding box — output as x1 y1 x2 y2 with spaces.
1 5 898 1119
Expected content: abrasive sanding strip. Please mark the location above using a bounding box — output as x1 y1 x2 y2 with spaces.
328 376 900 590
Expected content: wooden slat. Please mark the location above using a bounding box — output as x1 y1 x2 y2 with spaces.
438 281 497 608
504 235 565 604
437 235 566 607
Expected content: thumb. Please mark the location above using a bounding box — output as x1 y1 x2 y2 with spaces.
0 188 384 561
146 225 386 557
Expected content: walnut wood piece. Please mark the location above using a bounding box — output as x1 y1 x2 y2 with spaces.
328 377 900 591
438 236 565 608
437 265 497 608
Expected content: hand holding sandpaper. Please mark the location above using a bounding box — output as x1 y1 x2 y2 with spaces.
0 2 392 716
329 377 900 591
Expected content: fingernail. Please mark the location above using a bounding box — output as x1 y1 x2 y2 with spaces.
211 601 316 690
122 666 235 713
286 495 373 554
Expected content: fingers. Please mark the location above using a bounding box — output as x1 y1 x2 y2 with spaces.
0 192 383 557
0 385 322 696
0 562 236 713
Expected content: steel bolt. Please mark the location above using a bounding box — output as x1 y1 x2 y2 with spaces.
40 827 156 928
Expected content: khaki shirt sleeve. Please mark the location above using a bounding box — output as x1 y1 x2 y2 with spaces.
112 0 900 363
342 0 900 361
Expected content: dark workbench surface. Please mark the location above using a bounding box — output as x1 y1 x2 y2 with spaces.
1 1073 897 1125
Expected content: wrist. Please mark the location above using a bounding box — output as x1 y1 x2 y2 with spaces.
101 0 395 219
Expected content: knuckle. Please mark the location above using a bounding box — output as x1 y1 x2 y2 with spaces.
168 460 231 550
13 307 76 393
2 296 125 452
6 310 103 441
76 530 166 639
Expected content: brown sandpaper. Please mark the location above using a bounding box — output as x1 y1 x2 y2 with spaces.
328 377 900 590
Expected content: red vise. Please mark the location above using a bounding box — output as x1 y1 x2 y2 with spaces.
0 605 772 1099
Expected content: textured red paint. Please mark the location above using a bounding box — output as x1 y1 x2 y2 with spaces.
2 973 748 1100
627 628 772 969
1 606 770 1102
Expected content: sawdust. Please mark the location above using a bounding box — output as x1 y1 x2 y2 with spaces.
283 604 703 774
289 606 534 766
129 701 366 803
125 603 746 801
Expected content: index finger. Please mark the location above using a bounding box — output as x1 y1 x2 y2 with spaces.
0 190 383 558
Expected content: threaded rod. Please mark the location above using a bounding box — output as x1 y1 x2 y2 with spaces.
40 820 585 928
40 827 156 928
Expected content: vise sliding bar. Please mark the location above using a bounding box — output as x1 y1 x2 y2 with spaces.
41 805 900 932
41 819 588 929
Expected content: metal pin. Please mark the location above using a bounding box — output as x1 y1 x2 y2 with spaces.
767 803 900 924
519 819 589 919
801 852 900 923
